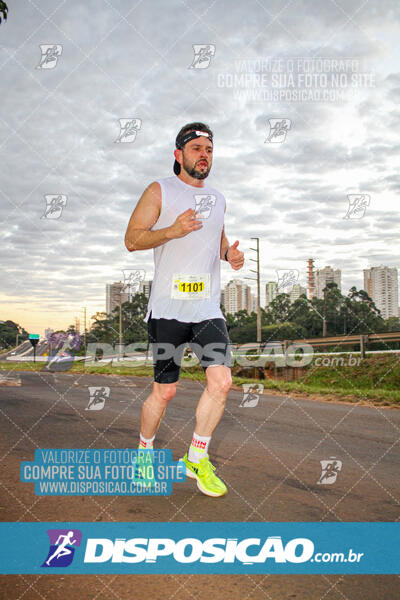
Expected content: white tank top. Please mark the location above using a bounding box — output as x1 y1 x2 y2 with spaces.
144 175 226 323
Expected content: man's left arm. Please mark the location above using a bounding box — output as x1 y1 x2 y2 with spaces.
220 226 245 271
220 226 230 261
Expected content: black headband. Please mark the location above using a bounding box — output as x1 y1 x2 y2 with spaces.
175 130 213 149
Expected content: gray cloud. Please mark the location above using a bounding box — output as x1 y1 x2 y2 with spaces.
0 0 399 325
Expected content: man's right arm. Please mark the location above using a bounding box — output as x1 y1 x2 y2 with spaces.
124 182 170 252
124 182 202 252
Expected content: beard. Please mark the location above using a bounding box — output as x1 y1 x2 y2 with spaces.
182 154 211 179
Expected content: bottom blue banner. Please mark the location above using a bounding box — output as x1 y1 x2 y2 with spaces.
0 522 398 574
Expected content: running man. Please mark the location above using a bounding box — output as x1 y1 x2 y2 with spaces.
45 531 76 566
124 122 244 497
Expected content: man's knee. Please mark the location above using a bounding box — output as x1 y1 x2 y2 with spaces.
206 366 232 397
153 381 178 406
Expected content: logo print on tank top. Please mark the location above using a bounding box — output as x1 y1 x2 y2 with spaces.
193 194 216 219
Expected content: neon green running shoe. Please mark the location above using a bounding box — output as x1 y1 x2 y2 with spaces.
180 453 227 497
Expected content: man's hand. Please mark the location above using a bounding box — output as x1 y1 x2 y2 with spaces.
167 208 203 239
227 240 244 270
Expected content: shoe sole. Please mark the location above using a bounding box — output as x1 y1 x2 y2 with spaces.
181 460 227 497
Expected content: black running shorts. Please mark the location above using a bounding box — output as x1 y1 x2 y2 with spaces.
147 311 232 383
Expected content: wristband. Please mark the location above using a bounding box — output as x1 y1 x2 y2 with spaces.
224 249 229 261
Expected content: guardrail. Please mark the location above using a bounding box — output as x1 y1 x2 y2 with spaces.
231 331 400 358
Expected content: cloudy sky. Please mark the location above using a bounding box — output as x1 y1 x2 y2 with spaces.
1 0 399 334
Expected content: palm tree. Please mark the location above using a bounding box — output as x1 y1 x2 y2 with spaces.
0 2 8 24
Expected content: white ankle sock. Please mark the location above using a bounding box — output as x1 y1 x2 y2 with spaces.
139 433 155 449
188 432 211 463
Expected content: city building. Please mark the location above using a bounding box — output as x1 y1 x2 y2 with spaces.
289 284 307 303
265 281 277 306
250 293 258 314
315 266 341 299
307 258 315 300
106 282 129 316
223 279 253 314
363 266 399 319
138 279 152 298
74 317 80 334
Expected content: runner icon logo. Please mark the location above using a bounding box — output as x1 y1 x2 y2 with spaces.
122 269 146 297
276 269 299 292
188 45 216 69
115 119 142 143
240 383 264 408
317 457 342 485
344 194 370 220
41 195 67 220
42 529 82 567
265 119 291 143
36 45 63 69
193 194 216 219
86 386 110 411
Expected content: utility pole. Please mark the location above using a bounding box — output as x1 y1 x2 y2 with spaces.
83 307 87 357
245 237 261 348
322 287 327 337
119 292 122 361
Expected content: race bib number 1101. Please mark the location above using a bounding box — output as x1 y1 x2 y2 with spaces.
171 273 211 300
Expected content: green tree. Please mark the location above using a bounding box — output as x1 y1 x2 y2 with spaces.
266 293 291 323
0 1 8 24
288 296 320 337
234 309 252 328
89 312 116 344
260 306 272 326
262 321 307 342
0 320 28 349
344 287 384 334
386 316 400 332
120 293 148 344
324 283 344 335
348 286 380 312
228 321 257 343
88 293 149 346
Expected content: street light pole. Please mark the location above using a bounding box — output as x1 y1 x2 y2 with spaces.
245 237 261 348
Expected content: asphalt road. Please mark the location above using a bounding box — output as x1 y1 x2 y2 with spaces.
0 370 399 599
